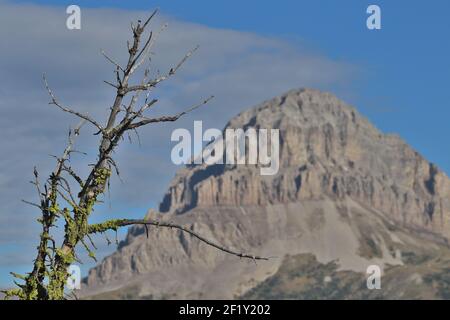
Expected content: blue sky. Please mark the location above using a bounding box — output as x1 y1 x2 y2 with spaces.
17 0 450 172
1 0 449 287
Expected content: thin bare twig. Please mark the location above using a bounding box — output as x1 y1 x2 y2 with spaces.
43 75 104 133
128 96 214 130
129 23 168 75
125 45 199 93
100 49 125 72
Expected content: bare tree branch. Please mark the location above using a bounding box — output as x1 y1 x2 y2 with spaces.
103 80 119 89
6 10 237 301
124 45 199 94
62 165 84 187
141 8 159 29
21 199 43 210
100 49 125 72
129 23 168 75
43 75 104 133
88 219 269 261
128 95 214 130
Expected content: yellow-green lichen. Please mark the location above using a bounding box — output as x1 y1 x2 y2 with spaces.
87 219 126 234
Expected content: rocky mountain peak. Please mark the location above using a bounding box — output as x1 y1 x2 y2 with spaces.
82 88 450 299
159 88 450 239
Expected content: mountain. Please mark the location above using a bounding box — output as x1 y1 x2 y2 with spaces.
81 88 450 299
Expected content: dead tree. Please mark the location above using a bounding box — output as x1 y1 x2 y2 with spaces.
2 10 267 300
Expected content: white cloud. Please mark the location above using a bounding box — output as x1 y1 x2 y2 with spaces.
0 1 358 285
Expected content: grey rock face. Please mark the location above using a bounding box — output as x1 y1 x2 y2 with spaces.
160 88 450 237
82 88 450 299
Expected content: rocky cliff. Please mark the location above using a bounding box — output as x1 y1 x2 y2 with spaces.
81 88 450 299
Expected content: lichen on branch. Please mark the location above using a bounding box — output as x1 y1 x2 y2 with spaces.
3 9 263 301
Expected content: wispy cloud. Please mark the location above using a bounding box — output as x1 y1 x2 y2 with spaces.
0 1 357 286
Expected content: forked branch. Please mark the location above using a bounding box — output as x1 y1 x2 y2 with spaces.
4 9 268 301
128 95 214 129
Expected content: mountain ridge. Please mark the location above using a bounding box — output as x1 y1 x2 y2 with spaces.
81 88 450 299
158 88 450 238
